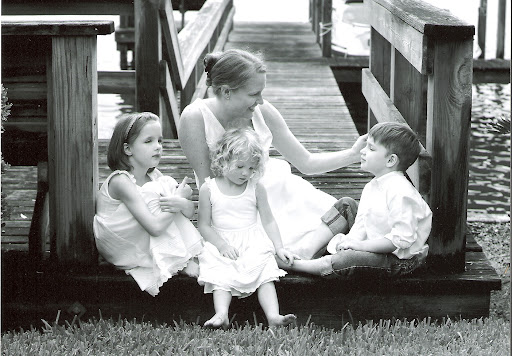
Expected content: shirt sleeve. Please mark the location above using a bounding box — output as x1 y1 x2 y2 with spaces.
383 194 421 249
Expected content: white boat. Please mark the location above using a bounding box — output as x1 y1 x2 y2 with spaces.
332 0 370 57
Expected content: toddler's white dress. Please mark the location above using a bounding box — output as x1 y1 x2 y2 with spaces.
93 169 203 296
190 98 337 254
197 178 286 297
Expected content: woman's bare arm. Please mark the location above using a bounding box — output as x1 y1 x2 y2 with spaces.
259 101 366 175
178 105 213 187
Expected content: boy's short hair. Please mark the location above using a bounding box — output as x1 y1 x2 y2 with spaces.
369 122 421 171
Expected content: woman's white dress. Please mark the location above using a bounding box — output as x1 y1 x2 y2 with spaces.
191 98 337 254
93 169 203 296
197 178 286 297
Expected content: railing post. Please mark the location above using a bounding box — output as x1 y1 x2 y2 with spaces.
496 0 506 59
426 37 473 273
320 0 332 57
135 0 162 116
477 0 487 59
48 35 100 267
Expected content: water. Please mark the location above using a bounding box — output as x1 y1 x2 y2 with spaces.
468 83 511 219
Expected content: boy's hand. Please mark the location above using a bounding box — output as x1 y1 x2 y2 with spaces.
337 238 363 252
276 248 295 266
175 176 193 199
218 243 239 260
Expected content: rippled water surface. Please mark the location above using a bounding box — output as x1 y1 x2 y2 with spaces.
468 83 510 217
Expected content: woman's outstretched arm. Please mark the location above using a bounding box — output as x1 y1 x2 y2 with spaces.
259 100 367 175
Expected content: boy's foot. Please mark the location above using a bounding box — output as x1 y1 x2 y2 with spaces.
267 314 297 327
181 258 199 278
204 313 229 329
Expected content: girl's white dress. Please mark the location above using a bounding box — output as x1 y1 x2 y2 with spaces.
197 178 286 297
93 169 203 296
191 98 337 254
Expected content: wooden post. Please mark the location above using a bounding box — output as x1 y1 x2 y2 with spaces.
321 0 332 57
135 0 162 115
48 35 99 267
477 0 487 59
496 0 506 59
426 38 473 273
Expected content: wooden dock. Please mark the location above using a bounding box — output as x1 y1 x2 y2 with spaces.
1 13 502 330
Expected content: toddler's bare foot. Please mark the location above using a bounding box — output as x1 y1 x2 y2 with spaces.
204 313 229 329
267 314 297 327
181 258 199 278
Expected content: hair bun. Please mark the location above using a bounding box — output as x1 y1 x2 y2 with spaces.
203 53 218 74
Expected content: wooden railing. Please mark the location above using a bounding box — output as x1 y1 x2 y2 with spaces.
106 0 234 138
1 21 115 268
363 0 474 273
2 0 235 139
1 0 233 266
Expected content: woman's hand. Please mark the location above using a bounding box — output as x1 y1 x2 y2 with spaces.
276 248 295 266
350 134 368 156
218 243 239 260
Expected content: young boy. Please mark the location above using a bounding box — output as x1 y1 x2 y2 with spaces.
283 122 432 277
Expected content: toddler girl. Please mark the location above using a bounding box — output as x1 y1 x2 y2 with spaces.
197 127 296 328
94 112 202 296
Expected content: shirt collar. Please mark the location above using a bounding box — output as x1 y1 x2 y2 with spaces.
371 171 404 187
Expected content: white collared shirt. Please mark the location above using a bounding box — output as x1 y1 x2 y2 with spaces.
347 171 432 259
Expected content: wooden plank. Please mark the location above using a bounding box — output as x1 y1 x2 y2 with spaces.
98 70 136 94
178 0 232 83
371 0 475 39
48 35 99 266
1 21 114 36
159 60 180 138
1 0 134 15
191 5 235 102
368 0 431 74
159 0 185 90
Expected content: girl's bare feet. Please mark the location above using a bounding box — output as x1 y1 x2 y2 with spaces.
267 314 297 327
181 258 199 278
204 313 229 329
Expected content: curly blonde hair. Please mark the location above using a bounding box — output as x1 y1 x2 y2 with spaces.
210 127 265 181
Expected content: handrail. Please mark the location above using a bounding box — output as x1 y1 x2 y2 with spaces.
363 0 474 274
178 0 232 85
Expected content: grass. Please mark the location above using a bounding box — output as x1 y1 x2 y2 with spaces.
1 315 510 355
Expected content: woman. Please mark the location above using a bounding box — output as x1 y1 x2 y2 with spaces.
171 49 366 259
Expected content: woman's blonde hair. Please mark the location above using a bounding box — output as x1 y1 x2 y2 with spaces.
210 127 265 181
203 49 266 96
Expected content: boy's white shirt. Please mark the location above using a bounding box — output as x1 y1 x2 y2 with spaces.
332 171 432 259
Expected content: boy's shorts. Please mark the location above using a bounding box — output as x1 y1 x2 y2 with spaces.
320 197 359 234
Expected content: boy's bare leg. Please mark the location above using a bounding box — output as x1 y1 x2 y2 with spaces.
204 290 231 329
292 221 347 260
